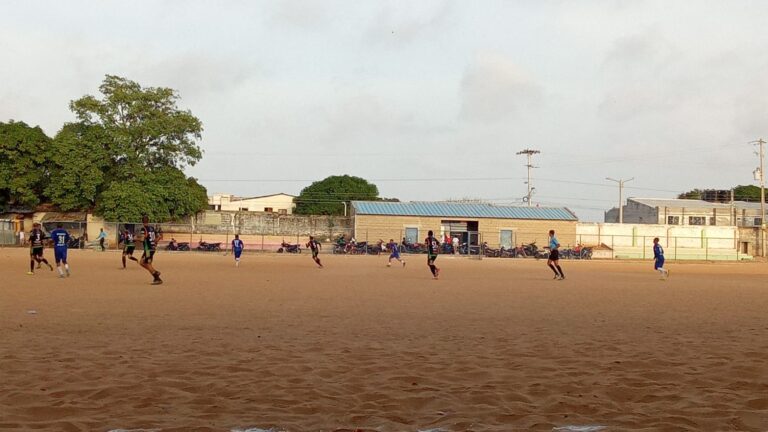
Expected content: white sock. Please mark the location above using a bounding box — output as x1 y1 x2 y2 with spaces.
65 264 70 271
57 267 64 276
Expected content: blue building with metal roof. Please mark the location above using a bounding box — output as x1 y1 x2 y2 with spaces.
352 201 577 220
351 201 578 249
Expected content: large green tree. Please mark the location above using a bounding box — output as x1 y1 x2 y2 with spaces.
62 75 207 220
733 185 762 202
295 175 380 215
0 121 51 209
95 167 208 221
45 123 110 211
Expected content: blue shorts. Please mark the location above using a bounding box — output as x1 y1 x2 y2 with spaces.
54 248 68 263
654 256 665 270
389 251 400 259
234 248 242 258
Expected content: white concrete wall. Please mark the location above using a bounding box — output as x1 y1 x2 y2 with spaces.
576 223 747 260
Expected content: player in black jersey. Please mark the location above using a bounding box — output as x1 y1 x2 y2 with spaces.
122 229 139 269
425 230 440 279
306 236 323 268
27 222 53 275
138 216 162 284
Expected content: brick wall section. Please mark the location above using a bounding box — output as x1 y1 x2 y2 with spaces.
353 214 577 248
189 211 352 238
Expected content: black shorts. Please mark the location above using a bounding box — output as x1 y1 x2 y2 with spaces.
427 254 438 263
549 249 559 260
141 249 156 263
124 245 135 255
30 247 43 257
312 249 319 258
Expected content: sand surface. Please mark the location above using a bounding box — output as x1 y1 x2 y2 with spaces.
1 248 767 431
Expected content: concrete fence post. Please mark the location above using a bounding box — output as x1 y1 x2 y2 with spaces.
674 236 678 261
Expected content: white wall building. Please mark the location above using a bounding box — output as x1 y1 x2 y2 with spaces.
208 193 296 214
605 198 764 227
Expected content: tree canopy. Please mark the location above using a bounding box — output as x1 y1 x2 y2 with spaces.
1 75 209 221
294 175 381 215
0 121 51 209
678 185 763 202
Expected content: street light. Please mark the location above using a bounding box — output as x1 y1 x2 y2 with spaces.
606 177 634 224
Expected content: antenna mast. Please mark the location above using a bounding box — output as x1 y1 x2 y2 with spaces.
517 149 540 206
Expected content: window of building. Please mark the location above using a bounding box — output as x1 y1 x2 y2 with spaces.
500 230 514 249
755 217 763 227
689 216 706 225
264 207 273 212
667 216 680 225
238 207 249 212
404 227 419 244
709 217 716 226
278 209 287 215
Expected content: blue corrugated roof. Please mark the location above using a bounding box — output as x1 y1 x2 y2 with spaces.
352 201 577 221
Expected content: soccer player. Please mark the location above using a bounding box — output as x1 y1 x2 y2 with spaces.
232 234 244 267
387 238 405 267
27 222 52 275
122 229 138 269
138 215 162 285
306 236 323 268
50 223 71 278
425 230 440 279
653 237 670 279
547 229 565 280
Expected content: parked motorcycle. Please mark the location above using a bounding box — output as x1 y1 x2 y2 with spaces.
277 242 301 253
483 243 501 258
166 239 191 251
400 242 426 254
499 246 517 258
197 241 222 252
68 235 84 249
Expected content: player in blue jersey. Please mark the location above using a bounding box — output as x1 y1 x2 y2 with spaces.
232 234 244 267
138 215 162 285
49 223 71 278
547 229 565 280
27 222 53 275
387 238 405 267
425 230 440 279
653 237 669 279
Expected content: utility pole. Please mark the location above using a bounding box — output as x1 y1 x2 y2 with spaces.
606 177 634 223
517 149 540 206
752 139 766 257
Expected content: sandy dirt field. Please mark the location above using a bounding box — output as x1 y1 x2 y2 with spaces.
1 247 767 432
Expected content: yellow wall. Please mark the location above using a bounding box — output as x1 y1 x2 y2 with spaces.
354 215 577 248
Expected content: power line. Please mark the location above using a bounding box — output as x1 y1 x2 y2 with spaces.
199 176 685 194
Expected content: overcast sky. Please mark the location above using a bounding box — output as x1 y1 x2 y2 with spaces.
2 0 768 221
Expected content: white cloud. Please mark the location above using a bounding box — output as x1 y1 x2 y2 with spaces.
459 52 542 124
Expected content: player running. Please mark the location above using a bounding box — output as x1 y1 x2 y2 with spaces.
232 234 244 267
138 215 162 285
49 223 71 278
27 222 53 275
547 229 565 280
306 236 323 268
425 230 440 279
653 237 670 280
122 229 138 269
387 238 405 267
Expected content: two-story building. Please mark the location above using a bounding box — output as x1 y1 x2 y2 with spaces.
605 198 764 227
208 193 296 214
